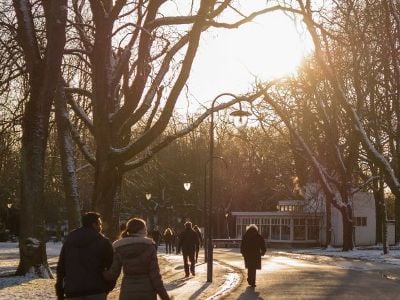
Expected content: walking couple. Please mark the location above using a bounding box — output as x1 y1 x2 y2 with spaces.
55 212 171 300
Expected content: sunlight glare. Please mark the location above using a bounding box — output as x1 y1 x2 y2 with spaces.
187 11 313 110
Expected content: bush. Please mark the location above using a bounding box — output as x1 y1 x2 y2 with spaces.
0 230 9 242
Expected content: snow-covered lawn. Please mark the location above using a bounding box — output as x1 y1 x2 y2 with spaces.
0 242 62 300
281 246 400 266
1 242 400 299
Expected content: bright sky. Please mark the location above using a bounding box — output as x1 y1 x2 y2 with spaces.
181 8 314 112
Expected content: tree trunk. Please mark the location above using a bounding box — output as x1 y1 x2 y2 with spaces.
341 204 354 251
55 84 81 231
395 195 400 245
382 200 389 254
372 175 385 245
16 86 52 277
92 162 122 239
326 197 332 247
13 0 67 277
375 193 384 245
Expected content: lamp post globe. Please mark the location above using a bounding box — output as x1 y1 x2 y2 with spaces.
183 182 191 191
230 109 251 129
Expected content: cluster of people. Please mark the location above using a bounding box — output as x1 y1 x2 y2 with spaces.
55 212 171 300
55 211 265 299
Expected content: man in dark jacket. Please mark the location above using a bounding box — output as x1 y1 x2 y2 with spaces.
177 221 199 277
240 224 266 288
55 212 114 300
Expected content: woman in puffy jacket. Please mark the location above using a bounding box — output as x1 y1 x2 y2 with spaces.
104 218 170 300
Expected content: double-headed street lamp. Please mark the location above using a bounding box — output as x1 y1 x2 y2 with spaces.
145 180 192 227
206 93 251 282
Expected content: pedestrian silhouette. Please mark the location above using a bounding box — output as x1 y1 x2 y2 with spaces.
149 226 161 250
240 224 266 288
163 227 174 254
176 221 199 277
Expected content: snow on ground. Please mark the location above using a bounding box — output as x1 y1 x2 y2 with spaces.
1 242 400 299
285 246 400 266
206 265 240 300
0 242 62 300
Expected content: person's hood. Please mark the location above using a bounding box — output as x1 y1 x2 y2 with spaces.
244 227 258 239
113 236 154 249
113 236 154 257
66 226 103 248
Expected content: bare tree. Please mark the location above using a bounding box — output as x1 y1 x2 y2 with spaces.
11 0 67 277
62 0 276 237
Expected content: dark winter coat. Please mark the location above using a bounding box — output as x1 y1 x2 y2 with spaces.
177 227 200 254
240 227 266 270
103 235 170 300
55 226 114 298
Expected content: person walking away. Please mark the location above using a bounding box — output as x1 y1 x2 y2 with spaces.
171 228 177 252
55 212 115 300
192 225 203 263
163 228 173 254
103 218 170 300
176 221 199 277
150 226 161 250
240 224 266 288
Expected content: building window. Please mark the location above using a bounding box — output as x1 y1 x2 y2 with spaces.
307 218 319 240
271 218 280 240
281 218 290 240
294 218 306 240
353 217 367 227
260 224 270 239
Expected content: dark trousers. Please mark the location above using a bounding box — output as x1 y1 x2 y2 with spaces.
166 242 173 254
195 247 199 263
247 267 256 286
182 252 195 276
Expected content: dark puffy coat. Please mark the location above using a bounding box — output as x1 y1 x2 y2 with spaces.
177 227 199 254
103 235 170 300
240 227 266 270
55 226 114 298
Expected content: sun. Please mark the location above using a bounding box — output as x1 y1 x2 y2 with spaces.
188 11 313 105
230 13 312 79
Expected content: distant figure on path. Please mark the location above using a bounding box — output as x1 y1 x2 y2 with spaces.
240 224 266 288
192 225 203 263
176 221 199 277
55 212 115 300
150 226 162 250
163 227 174 254
103 218 170 300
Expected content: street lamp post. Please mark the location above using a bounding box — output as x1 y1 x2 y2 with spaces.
6 203 12 231
225 213 230 239
183 181 191 222
206 93 251 282
145 192 157 227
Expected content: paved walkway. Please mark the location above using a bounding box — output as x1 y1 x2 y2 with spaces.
108 249 242 300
